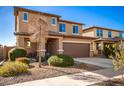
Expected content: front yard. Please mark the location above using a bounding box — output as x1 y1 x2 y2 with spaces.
0 62 102 86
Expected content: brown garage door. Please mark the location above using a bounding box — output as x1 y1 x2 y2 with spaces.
63 43 90 57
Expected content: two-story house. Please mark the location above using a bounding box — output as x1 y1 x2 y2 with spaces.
83 26 124 56
14 7 96 58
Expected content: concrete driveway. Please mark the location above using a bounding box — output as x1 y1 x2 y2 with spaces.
74 57 112 68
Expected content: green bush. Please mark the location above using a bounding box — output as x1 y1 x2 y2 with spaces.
8 47 27 61
48 54 74 67
16 57 30 65
0 62 28 77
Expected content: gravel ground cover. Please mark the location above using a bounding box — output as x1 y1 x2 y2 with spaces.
0 62 102 86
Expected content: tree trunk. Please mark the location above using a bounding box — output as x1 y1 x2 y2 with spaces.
38 51 42 68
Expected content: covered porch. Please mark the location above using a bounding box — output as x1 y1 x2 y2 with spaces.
27 36 64 58
93 38 124 57
15 31 64 58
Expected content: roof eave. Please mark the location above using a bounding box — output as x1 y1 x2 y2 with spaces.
83 26 124 32
14 6 61 18
14 32 33 36
59 19 85 25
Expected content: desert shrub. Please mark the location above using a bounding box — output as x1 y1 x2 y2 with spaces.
8 47 27 61
102 44 116 58
16 57 30 65
110 43 124 85
48 54 74 67
0 62 28 77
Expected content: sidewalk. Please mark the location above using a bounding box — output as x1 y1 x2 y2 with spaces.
10 68 122 86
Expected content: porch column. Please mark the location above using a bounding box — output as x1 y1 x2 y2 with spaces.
90 42 94 57
92 41 96 56
120 40 123 45
100 41 104 55
57 38 64 54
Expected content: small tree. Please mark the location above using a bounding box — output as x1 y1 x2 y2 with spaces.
29 16 48 68
110 42 124 85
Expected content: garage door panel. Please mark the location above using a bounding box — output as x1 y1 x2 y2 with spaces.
63 43 90 57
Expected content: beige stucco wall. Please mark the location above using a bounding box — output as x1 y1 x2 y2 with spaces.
18 11 58 33
112 31 120 38
103 30 120 38
16 36 25 47
63 37 92 43
16 36 37 53
17 10 83 36
82 31 95 37
82 28 96 37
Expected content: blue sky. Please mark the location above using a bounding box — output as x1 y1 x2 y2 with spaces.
0 6 124 46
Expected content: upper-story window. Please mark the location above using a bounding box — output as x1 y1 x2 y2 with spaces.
59 23 66 33
96 29 103 37
108 31 112 38
51 17 57 25
73 25 78 34
23 12 28 22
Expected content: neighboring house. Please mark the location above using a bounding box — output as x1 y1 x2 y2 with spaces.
14 7 96 58
83 26 124 56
